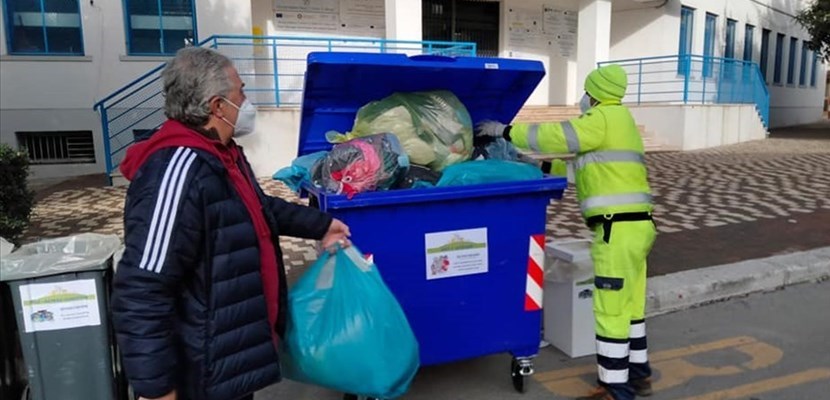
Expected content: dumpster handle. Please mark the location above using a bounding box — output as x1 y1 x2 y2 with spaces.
408 54 457 62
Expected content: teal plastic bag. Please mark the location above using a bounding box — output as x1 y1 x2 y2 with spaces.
280 246 420 399
272 151 328 192
429 159 543 187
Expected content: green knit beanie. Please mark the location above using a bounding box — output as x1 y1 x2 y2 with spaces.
584 64 628 103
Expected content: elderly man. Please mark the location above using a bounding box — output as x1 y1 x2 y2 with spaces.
477 64 656 400
112 47 351 400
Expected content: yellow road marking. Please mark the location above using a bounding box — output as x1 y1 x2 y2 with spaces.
679 368 830 400
535 336 797 396
541 377 596 398
735 341 784 370
652 359 742 391
534 336 757 383
649 336 756 363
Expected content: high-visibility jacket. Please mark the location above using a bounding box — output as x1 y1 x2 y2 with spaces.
509 103 652 219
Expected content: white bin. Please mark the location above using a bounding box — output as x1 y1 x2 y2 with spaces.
543 239 596 358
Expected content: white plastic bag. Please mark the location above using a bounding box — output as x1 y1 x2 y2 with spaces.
0 233 122 281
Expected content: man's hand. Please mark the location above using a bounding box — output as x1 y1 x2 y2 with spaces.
139 390 176 400
322 218 351 252
475 120 508 138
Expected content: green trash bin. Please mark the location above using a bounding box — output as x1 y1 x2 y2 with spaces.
0 234 124 400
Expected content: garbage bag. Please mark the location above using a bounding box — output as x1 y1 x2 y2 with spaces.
428 159 543 187
0 237 12 257
272 151 329 193
327 90 474 172
0 233 122 281
315 133 409 198
471 135 520 161
280 245 420 399
392 165 442 190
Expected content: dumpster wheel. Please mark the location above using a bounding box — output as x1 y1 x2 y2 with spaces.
511 357 535 393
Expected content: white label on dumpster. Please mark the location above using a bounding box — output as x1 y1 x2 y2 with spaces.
425 228 489 280
18 279 101 333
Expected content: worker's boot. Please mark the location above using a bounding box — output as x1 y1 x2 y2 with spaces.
629 377 653 397
575 385 616 400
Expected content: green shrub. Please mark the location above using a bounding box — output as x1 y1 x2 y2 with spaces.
0 143 34 243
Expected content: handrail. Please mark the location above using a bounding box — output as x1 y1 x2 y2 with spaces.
599 54 770 129
605 54 757 66
93 64 166 111
94 34 477 180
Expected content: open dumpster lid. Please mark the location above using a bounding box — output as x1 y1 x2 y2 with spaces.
298 52 546 156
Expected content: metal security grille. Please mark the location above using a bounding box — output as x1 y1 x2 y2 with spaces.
17 131 96 164
423 0 500 57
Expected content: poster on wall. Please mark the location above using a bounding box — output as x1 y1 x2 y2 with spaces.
274 11 340 32
543 6 578 58
339 0 385 30
507 7 545 51
272 0 384 36
273 0 339 14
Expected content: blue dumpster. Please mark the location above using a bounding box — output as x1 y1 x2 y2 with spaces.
298 52 568 393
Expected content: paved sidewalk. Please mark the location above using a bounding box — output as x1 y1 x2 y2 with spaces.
20 123 830 279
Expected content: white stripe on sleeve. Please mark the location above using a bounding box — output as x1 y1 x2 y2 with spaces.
139 147 197 273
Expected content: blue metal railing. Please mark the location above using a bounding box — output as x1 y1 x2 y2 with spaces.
93 35 477 177
598 55 770 129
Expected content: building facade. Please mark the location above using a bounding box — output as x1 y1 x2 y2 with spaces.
0 0 825 180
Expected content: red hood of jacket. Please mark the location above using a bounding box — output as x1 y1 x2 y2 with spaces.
120 120 232 180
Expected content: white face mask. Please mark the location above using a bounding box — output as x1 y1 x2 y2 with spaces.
579 94 594 114
220 97 257 137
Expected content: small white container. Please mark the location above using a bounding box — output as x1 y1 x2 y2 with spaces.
543 239 596 358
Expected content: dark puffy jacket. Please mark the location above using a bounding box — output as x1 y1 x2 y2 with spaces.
112 121 332 400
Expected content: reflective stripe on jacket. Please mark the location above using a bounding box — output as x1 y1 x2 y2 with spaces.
510 104 652 218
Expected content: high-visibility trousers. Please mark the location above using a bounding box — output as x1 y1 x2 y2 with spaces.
590 218 657 399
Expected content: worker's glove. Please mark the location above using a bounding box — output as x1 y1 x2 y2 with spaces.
474 120 508 138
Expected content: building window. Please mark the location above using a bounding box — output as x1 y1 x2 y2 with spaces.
725 19 737 59
811 52 819 87
743 24 754 62
799 40 809 86
773 33 784 84
16 131 96 165
678 6 694 74
787 37 797 85
2 0 84 55
124 0 197 55
760 29 771 82
703 13 717 77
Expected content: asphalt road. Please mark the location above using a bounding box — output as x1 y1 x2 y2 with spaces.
256 279 830 400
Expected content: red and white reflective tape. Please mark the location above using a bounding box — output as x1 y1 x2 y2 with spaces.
525 234 545 312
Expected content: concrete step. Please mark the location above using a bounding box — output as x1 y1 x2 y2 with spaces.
514 106 582 123
110 172 129 187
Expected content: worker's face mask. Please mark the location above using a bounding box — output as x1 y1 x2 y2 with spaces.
220 97 257 137
579 94 594 114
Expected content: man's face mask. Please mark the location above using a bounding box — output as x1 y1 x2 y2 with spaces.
220 97 257 137
579 93 594 114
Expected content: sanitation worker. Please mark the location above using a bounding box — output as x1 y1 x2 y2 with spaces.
476 64 656 400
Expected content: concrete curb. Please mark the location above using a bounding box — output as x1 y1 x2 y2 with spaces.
645 246 830 317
